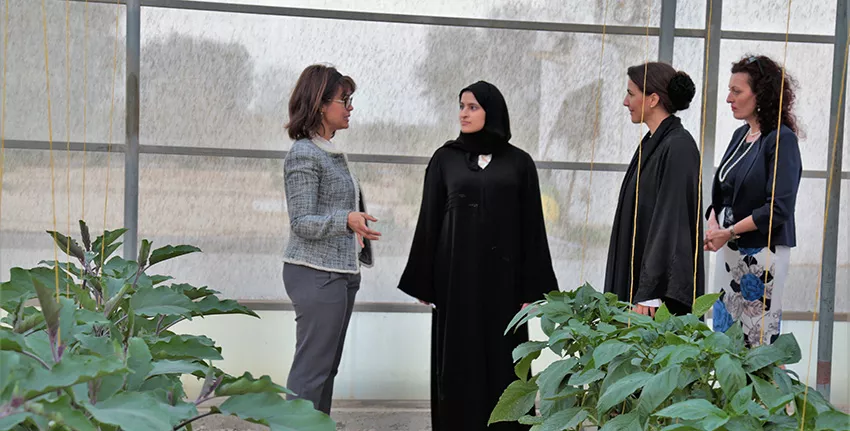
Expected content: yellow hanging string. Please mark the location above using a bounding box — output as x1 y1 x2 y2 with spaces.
0 0 9 234
693 0 714 306
799 13 849 431
65 0 71 297
761 0 793 346
579 0 611 283
101 0 120 269
41 0 61 344
627 0 654 329
82 0 89 220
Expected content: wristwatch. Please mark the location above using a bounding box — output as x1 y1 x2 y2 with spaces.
728 225 740 241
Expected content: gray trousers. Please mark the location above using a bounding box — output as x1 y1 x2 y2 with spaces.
283 263 360 414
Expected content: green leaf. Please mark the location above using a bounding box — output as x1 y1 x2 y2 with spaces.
815 411 850 431
515 350 541 381
751 374 795 413
171 283 218 299
148 359 207 377
213 392 335 431
192 295 258 318
513 341 548 362
149 245 201 266
658 425 701 431
0 413 32 431
32 276 61 350
80 220 92 250
539 407 589 431
704 331 732 353
655 399 728 420
519 415 545 425
1 268 38 308
597 371 652 413
130 286 195 317
92 228 127 263
150 275 174 286
137 239 152 268
28 394 96 431
599 411 643 431
715 354 747 398
592 340 633 367
537 358 578 398
489 378 539 424
652 344 700 367
745 334 802 372
692 293 721 317
731 385 754 415
0 330 27 352
505 301 542 334
568 369 605 386
637 366 680 416
85 392 174 431
723 416 763 431
126 338 154 391
148 334 223 360
655 303 672 322
19 355 127 399
46 230 86 261
540 316 556 337
216 372 294 396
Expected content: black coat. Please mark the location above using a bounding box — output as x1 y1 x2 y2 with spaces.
604 115 705 313
398 143 558 431
707 124 801 248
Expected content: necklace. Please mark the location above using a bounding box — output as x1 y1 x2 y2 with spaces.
719 132 756 182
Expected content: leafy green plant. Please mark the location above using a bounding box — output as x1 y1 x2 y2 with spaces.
490 284 849 431
0 221 335 431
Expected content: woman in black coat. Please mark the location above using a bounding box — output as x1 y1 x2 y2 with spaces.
604 62 705 317
398 81 558 431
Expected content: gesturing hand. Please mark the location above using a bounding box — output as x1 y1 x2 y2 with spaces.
347 212 381 247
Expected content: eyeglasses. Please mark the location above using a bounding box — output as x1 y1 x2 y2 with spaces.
332 96 353 109
746 56 764 75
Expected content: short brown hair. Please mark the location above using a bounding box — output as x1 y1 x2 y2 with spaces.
285 64 356 140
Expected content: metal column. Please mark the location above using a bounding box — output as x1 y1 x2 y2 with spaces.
817 0 848 401
124 0 140 259
658 0 677 63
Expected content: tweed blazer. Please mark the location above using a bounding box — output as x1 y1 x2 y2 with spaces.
283 137 371 273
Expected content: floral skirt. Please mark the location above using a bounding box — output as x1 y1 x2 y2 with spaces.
712 243 790 347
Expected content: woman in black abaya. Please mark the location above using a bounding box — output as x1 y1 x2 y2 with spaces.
398 81 558 430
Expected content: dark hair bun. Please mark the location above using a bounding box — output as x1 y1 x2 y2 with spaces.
668 71 696 111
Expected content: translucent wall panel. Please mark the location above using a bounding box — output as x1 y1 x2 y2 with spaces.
0 149 125 279
722 0 837 36
136 154 287 300
177 0 662 26
141 6 666 164
0 0 126 144
715 40 834 170
776 178 849 314
676 0 707 29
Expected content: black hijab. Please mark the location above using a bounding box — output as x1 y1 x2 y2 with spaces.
449 81 511 156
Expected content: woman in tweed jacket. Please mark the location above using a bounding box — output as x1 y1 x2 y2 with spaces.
281 64 380 414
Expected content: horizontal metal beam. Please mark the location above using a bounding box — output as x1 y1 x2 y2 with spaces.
241 299 850 321
6 139 849 178
70 0 836 44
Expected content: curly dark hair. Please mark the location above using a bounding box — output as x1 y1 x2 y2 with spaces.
730 55 799 134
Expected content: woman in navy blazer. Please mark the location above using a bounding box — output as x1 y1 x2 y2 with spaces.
704 55 802 347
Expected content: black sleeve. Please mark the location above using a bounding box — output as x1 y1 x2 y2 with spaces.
397 151 447 304
519 155 559 303
634 140 702 307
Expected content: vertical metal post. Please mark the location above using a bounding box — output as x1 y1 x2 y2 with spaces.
701 0 722 216
817 0 847 401
658 0 677 63
124 0 140 260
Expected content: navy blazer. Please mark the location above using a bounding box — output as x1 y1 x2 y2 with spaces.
707 124 802 248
